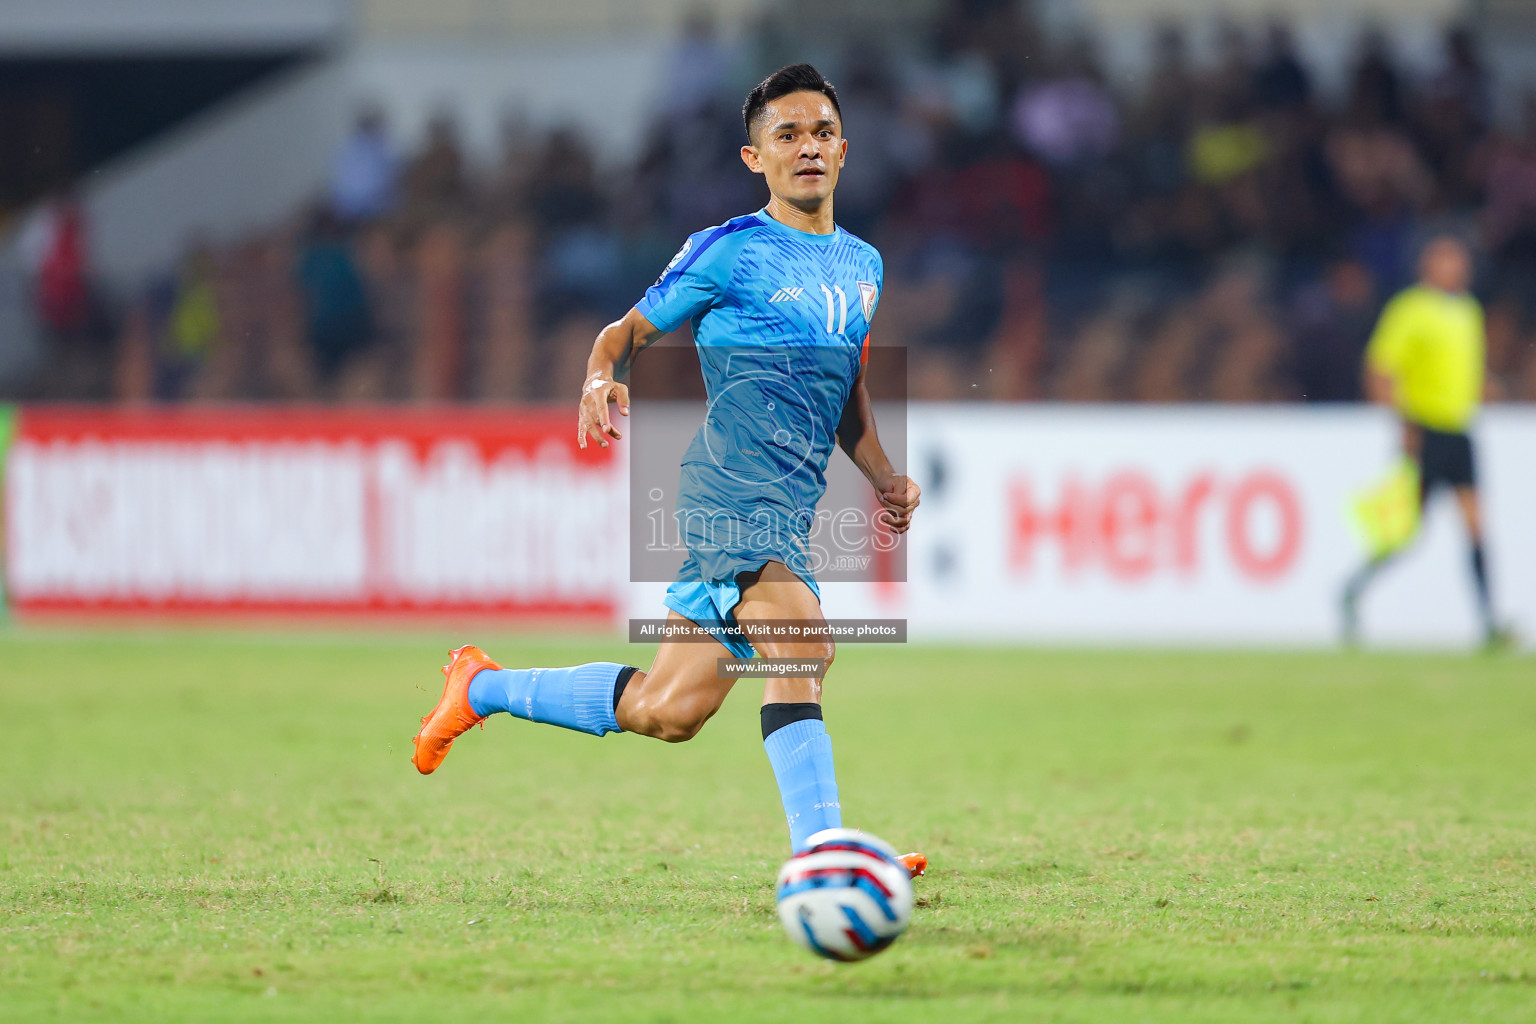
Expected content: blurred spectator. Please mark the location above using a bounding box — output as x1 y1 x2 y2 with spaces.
1347 28 1405 127
1254 22 1312 112
403 113 468 221
1480 97 1536 254
1326 112 1430 290
529 129 623 324
0 236 44 394
329 107 399 224
663 8 732 115
295 209 374 388
160 242 221 398
1428 25 1491 131
346 223 410 399
1010 40 1119 169
1291 257 1378 401
832 48 925 238
946 138 1056 251
31 196 91 338
1205 18 1257 117
18 193 112 398
1418 26 1490 206
1139 23 1195 139
528 130 605 235
170 245 220 357
910 7 1002 139
1188 121 1269 187
1481 98 1536 332
483 109 538 223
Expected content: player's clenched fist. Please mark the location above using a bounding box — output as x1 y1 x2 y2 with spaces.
876 474 921 534
578 374 630 449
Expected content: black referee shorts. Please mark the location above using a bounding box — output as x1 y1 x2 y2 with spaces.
1416 425 1477 494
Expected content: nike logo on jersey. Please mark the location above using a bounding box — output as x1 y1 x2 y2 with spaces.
768 287 804 303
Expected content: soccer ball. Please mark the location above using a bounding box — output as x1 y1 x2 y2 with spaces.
775 828 914 961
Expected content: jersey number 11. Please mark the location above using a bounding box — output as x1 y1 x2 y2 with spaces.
819 283 847 335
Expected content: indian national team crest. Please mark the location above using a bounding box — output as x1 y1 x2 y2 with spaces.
857 281 878 321
665 237 692 271
655 237 692 284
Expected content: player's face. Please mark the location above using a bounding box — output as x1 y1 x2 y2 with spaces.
1420 238 1471 294
741 91 846 207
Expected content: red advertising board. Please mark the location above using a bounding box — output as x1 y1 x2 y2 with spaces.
2 406 621 622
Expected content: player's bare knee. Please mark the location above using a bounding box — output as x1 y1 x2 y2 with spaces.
655 720 703 743
653 704 712 743
622 700 668 742
795 639 834 675
628 695 713 743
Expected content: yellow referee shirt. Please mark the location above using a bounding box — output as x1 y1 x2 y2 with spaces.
1365 285 1484 432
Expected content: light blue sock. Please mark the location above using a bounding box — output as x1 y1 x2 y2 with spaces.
466 663 625 737
763 719 843 852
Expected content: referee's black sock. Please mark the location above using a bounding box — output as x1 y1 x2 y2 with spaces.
1470 542 1494 630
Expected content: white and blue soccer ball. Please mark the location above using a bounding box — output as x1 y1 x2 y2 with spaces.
775 828 914 961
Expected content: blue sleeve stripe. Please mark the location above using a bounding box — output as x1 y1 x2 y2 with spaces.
667 216 759 282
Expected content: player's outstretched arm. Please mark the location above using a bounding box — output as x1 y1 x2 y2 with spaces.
836 363 920 534
578 307 665 449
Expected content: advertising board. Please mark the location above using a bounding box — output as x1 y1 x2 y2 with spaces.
3 407 620 620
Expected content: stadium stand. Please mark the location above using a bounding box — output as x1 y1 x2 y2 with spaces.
3 0 1535 405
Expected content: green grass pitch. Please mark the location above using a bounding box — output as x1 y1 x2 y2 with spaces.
1 631 1533 1022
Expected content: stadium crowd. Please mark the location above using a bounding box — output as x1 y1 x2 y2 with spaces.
8 0 1536 404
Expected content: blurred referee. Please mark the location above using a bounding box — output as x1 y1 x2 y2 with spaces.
1341 236 1512 649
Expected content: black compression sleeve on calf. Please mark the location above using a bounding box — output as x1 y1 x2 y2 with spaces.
761 702 823 741
612 666 639 713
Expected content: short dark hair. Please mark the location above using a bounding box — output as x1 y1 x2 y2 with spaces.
742 63 841 142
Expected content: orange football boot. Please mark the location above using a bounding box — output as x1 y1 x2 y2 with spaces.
411 645 503 775
899 852 927 879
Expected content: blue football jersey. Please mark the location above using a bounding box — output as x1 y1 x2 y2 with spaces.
637 208 883 586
